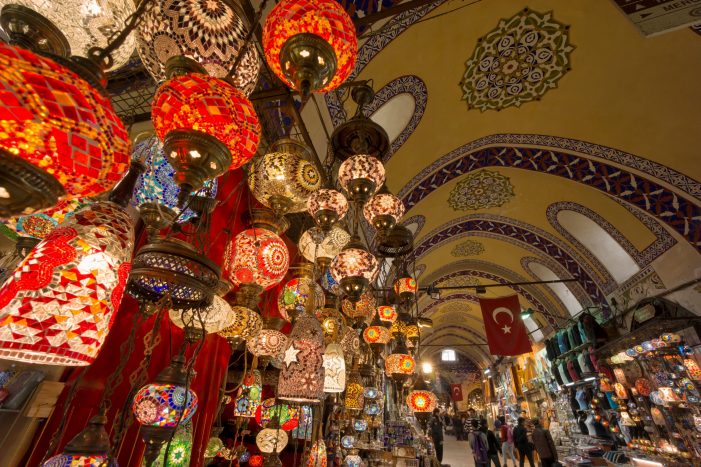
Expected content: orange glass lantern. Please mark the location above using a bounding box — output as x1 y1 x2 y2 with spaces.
307 439 327 467
378 305 398 323
225 228 290 290
0 42 130 216
342 290 376 321
394 277 417 302
152 73 260 201
262 0 357 97
385 339 416 382
407 390 438 413
363 326 391 346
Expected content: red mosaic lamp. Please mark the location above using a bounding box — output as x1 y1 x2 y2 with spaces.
152 72 260 204
225 227 290 291
377 305 398 323
0 42 130 216
385 336 416 383
330 237 379 302
262 0 357 98
363 191 405 233
406 378 437 429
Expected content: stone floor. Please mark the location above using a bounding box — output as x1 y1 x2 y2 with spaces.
440 434 475 467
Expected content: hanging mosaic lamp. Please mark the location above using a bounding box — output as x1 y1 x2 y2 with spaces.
152 422 193 467
0 42 130 216
255 398 300 431
342 290 376 322
307 439 328 467
0 0 135 69
277 311 325 405
389 318 407 339
299 225 350 271
133 353 198 466
168 295 234 340
136 0 259 91
330 238 379 302
0 200 134 366
217 305 263 345
307 189 349 231
323 342 346 393
344 451 362 467
316 304 344 339
225 227 290 291
394 276 417 305
344 368 364 411
385 337 416 383
338 155 385 203
41 411 111 466
405 320 420 347
363 325 391 347
256 423 289 455
152 73 260 204
363 192 405 232
262 0 356 97
247 329 290 358
248 138 322 216
340 326 360 361
378 305 398 323
131 135 218 232
277 263 324 322
406 378 437 429
234 369 262 418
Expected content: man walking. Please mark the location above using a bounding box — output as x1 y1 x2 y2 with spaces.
532 418 558 467
428 408 444 463
481 420 502 467
500 417 517 467
513 417 535 467
468 420 489 467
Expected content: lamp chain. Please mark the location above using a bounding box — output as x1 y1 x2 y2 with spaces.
88 0 153 68
225 0 270 79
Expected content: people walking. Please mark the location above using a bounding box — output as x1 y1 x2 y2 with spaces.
428 408 444 463
500 417 518 467
481 420 502 467
468 420 490 467
513 417 535 467
453 413 464 440
532 418 559 467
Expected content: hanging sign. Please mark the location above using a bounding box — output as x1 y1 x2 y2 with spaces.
611 0 701 36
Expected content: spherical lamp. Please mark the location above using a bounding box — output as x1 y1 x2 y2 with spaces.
152 73 260 202
169 295 234 340
41 412 111 467
225 228 290 291
152 422 193 467
322 342 346 393
363 326 391 346
385 339 416 383
136 0 260 91
341 290 376 321
330 242 378 302
407 390 437 413
0 202 134 366
299 226 350 271
248 139 322 216
338 155 385 203
277 264 324 322
217 306 263 344
247 329 289 358
0 42 130 216
363 192 405 232
0 0 135 70
307 189 348 231
256 427 288 454
262 0 357 97
378 305 398 323
277 312 325 405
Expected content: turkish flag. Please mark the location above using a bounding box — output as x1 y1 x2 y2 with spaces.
450 384 463 401
479 295 532 356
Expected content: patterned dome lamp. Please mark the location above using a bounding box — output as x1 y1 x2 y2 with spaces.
330 236 379 302
363 188 405 234
248 138 322 217
385 335 416 383
0 41 131 216
152 68 261 206
338 155 386 204
406 378 437 430
136 0 260 92
217 284 264 347
262 0 357 99
277 262 324 322
307 189 349 232
299 225 351 273
0 160 142 366
42 410 112 466
133 352 198 467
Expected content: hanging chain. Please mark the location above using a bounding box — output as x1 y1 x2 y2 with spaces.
88 0 153 69
225 0 270 79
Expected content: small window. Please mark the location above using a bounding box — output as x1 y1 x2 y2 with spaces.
441 349 456 362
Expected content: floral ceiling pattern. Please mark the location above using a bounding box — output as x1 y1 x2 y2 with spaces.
451 239 485 257
448 169 515 211
460 8 574 111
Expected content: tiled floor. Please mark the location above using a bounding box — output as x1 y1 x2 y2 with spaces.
441 435 475 467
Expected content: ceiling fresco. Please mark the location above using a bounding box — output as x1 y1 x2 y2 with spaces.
321 0 701 369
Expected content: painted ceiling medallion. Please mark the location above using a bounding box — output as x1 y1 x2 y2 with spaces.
460 8 574 111
451 240 485 257
439 275 481 289
447 169 514 211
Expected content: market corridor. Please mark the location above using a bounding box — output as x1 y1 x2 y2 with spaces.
441 435 476 467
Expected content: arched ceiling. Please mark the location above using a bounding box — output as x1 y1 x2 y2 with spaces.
312 0 701 370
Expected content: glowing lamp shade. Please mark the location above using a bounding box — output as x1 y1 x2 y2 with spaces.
378 305 398 323
250 455 264 467
256 428 289 454
299 226 350 264
262 0 356 94
344 454 362 467
168 295 234 334
0 0 135 70
2 196 92 241
255 398 300 431
390 319 407 337
322 342 346 393
132 383 198 427
0 202 133 366
234 370 262 417
385 353 416 379
363 193 405 231
131 136 218 223
247 329 289 358
225 228 290 290
337 155 385 202
405 324 420 347
151 73 260 191
330 247 379 300
394 277 417 297
307 439 327 467
307 189 348 230
277 313 325 404
277 277 324 322
344 371 364 411
363 326 390 345
248 141 322 215
153 422 193 466
136 0 260 91
0 43 130 216
340 326 360 358
217 306 263 342
341 291 376 321
407 390 437 413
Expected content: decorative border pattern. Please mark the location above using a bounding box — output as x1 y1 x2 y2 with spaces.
401 214 426 238
609 196 677 260
546 201 673 268
412 215 612 307
363 75 428 160
398 134 701 251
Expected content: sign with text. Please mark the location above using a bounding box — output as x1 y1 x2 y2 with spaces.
612 0 701 36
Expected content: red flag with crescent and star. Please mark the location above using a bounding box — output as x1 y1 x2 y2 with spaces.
479 294 532 356
450 384 463 401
